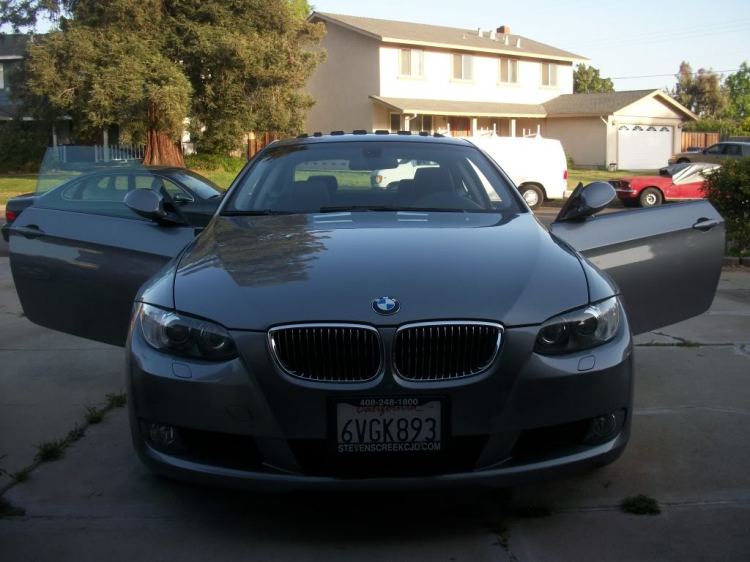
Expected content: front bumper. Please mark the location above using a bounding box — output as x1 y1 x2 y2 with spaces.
126 313 634 490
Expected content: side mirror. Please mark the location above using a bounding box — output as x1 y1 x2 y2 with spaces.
554 181 615 222
125 189 166 221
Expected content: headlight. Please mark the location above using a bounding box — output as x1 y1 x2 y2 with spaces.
138 303 238 360
534 297 621 355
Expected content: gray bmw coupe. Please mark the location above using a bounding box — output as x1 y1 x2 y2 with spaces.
8 133 725 489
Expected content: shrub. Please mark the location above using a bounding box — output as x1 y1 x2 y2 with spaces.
184 153 247 175
0 121 49 174
701 158 750 262
566 153 575 169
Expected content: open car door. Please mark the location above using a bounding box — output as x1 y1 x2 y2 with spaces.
550 200 725 335
8 152 198 347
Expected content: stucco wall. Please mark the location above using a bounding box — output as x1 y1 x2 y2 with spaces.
379 46 573 104
545 117 607 167
304 24 381 134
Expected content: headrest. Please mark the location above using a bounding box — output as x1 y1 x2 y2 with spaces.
307 175 338 195
413 167 453 196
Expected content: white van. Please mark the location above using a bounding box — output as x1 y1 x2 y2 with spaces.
467 136 568 209
370 159 438 189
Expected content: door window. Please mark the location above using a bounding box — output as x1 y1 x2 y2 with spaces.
704 145 722 155
722 144 742 156
40 172 189 220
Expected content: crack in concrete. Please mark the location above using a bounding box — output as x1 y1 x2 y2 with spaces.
553 498 750 514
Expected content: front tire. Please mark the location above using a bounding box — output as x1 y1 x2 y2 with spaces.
520 185 544 210
639 188 663 207
676 158 690 164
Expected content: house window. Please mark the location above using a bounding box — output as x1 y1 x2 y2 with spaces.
541 62 558 87
407 115 433 133
452 54 473 81
499 58 518 84
390 113 401 132
399 49 424 77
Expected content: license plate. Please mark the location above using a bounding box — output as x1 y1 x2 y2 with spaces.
334 397 442 453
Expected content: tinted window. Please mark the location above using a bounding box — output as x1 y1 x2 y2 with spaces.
38 171 187 220
723 144 742 156
226 141 517 214
168 171 224 199
705 145 722 154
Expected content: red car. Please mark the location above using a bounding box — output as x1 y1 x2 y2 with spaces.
611 163 721 207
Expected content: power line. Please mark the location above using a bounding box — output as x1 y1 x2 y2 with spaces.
611 69 741 80
582 24 750 53
563 17 750 49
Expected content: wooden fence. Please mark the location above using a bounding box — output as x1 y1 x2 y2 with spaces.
247 132 282 159
681 132 720 151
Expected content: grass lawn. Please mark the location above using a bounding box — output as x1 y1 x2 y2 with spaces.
0 175 38 205
568 168 656 187
188 169 238 190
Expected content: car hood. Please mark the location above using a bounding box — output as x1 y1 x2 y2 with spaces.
173 212 590 330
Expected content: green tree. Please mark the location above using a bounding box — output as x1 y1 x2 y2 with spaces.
725 61 750 119
573 63 614 93
2 0 326 164
671 61 728 117
672 61 694 109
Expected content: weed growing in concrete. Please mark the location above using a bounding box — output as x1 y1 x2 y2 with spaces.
66 424 85 443
0 497 25 518
35 440 64 462
621 494 661 515
105 391 127 410
84 406 106 425
10 468 31 483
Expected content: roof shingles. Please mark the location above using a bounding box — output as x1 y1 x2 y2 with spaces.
543 90 660 115
313 13 587 62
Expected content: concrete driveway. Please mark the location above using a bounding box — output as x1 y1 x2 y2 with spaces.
1 233 749 560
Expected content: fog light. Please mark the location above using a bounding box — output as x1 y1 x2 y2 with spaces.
149 423 176 446
591 413 617 437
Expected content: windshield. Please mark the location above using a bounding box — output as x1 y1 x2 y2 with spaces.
224 141 517 214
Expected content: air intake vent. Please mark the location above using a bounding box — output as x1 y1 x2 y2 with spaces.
393 322 502 381
269 324 382 382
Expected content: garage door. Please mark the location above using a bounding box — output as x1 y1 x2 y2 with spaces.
618 125 673 170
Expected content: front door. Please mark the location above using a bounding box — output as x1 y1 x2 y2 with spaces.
9 169 197 346
449 117 471 137
551 200 724 335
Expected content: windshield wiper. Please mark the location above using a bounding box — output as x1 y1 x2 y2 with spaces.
222 210 292 216
318 205 469 213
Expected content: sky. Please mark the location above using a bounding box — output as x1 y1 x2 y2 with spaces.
311 0 750 91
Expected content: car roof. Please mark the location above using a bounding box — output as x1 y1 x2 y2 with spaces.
719 141 750 145
270 131 474 148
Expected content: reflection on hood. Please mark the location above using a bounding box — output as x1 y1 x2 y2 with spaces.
178 215 330 287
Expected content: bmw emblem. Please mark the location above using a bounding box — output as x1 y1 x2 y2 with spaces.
372 296 400 315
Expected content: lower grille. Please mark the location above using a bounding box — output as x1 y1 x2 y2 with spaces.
609 180 621 189
393 322 502 381
269 324 382 382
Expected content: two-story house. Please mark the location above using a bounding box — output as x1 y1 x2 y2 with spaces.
305 13 697 169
